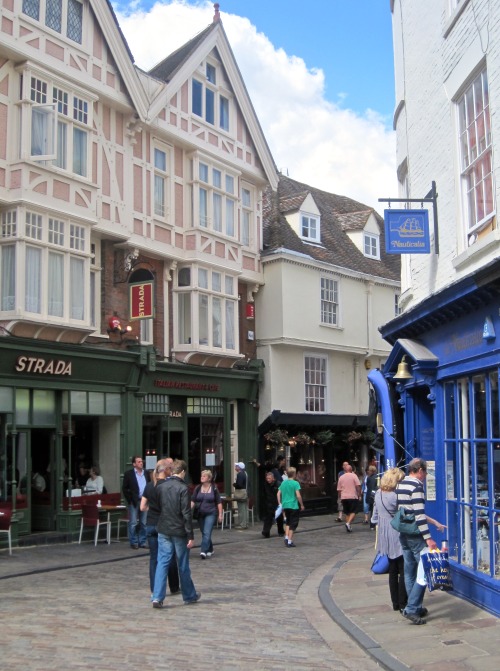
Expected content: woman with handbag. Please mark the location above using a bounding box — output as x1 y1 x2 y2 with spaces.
191 470 223 559
371 467 407 613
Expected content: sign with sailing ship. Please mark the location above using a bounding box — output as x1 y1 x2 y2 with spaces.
384 209 430 254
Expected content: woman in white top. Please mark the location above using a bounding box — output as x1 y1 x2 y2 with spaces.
85 466 104 494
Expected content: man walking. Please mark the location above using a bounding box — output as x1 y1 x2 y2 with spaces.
122 456 150 549
151 459 200 608
396 458 436 625
336 464 361 532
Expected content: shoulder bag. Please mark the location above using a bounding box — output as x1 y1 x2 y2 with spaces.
390 506 420 535
233 471 248 500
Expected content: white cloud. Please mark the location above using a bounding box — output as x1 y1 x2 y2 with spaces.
115 0 397 212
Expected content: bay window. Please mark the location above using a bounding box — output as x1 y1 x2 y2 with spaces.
0 208 95 325
175 265 238 352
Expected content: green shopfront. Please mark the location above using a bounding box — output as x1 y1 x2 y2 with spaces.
0 336 142 541
0 336 261 546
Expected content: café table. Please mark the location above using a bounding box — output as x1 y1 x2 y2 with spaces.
219 497 233 530
96 504 127 542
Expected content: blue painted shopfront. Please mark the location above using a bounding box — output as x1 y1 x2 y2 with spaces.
372 275 500 616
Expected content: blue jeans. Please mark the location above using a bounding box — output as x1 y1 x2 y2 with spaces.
400 533 426 615
198 512 217 554
128 503 147 547
146 525 180 594
152 533 197 604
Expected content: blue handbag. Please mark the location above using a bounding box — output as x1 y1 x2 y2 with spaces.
371 551 390 574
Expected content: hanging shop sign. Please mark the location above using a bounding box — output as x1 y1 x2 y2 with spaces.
129 281 154 320
385 209 430 254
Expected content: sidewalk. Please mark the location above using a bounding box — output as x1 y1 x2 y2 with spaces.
1 516 498 671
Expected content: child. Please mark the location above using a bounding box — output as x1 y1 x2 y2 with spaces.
277 467 305 547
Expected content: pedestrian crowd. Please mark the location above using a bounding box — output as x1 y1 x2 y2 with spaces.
122 453 445 622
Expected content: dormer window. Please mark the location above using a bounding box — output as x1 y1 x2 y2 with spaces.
363 232 380 259
301 215 320 242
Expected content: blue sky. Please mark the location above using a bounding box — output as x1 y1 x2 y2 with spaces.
114 1 397 210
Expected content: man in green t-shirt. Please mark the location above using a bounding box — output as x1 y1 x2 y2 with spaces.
278 467 304 547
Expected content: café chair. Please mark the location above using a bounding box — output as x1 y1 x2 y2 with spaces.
79 503 111 546
248 497 255 526
0 509 13 555
219 499 232 530
116 513 130 541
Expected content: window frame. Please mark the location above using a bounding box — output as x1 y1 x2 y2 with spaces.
0 207 95 326
21 70 92 177
22 0 84 45
153 145 170 220
457 68 495 235
363 232 380 259
304 354 328 413
320 276 339 327
191 157 238 238
191 61 232 132
300 213 321 242
174 265 238 353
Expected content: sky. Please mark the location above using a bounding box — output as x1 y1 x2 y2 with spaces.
113 0 397 212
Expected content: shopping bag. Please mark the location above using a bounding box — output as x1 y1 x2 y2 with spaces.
275 504 283 519
421 549 453 591
371 552 390 574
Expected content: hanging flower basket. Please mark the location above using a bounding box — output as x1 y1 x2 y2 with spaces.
264 428 289 446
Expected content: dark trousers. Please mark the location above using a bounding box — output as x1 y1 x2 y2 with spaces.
146 525 180 594
262 507 284 536
388 554 407 610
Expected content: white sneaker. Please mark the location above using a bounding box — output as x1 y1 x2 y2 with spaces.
200 552 207 559
207 551 214 557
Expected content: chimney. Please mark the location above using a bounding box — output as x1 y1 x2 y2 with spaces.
213 3 220 23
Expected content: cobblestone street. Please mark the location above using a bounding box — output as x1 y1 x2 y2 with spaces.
1 518 379 671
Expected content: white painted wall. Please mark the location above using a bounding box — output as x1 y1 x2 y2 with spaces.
392 0 500 312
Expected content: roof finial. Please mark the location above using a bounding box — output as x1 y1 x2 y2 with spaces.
213 3 220 23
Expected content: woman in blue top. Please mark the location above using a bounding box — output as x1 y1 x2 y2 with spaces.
191 470 223 559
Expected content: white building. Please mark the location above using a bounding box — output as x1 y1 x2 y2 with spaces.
371 0 500 614
256 175 400 511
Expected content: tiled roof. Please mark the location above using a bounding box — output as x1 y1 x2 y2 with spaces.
263 175 400 282
148 23 216 82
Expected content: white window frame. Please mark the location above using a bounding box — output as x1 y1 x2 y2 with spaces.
457 68 495 235
174 265 238 353
0 207 94 325
20 70 92 177
301 213 320 242
191 61 232 132
304 354 327 413
191 157 237 238
363 232 380 259
153 145 170 219
320 276 339 326
241 184 254 247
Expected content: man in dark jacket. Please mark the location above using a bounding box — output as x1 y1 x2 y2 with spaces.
151 459 200 608
122 456 150 549
261 470 284 538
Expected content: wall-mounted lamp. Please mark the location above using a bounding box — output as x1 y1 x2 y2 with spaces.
107 316 132 338
393 355 413 380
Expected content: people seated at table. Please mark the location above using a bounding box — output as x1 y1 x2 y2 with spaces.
76 463 89 488
85 466 104 494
